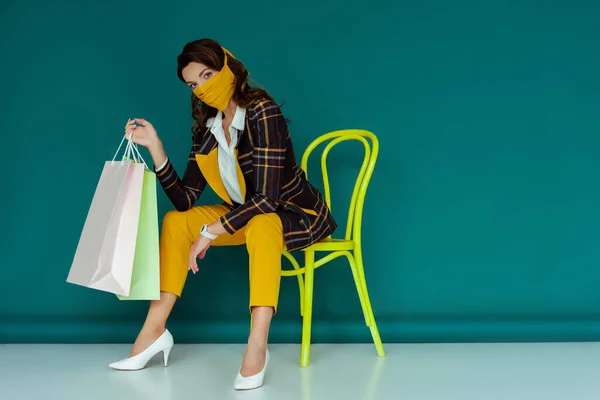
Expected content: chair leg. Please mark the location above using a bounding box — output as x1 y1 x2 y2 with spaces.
300 250 315 367
283 251 305 316
298 274 305 317
353 247 385 357
346 253 370 326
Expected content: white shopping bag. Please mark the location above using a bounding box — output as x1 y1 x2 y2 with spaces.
67 137 146 296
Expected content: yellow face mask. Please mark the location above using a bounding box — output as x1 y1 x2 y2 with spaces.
193 48 236 111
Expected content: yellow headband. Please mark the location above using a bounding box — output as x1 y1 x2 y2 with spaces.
222 47 235 59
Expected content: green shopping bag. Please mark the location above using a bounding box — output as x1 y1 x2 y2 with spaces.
117 168 160 300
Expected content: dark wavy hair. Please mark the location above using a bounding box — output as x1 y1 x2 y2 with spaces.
177 39 278 136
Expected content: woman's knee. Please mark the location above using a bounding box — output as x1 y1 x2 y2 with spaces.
161 210 188 232
245 214 283 249
246 214 281 235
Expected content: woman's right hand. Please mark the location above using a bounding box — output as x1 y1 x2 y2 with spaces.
124 118 161 149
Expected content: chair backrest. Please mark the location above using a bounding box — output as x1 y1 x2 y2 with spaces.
301 129 379 242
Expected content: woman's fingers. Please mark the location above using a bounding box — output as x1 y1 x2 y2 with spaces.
123 119 157 148
134 118 150 126
124 119 135 130
124 118 137 139
189 247 199 274
199 244 211 259
127 126 145 141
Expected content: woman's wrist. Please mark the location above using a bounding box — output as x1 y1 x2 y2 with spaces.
149 139 166 168
149 138 163 155
207 220 227 236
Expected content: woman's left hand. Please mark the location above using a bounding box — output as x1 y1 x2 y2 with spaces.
188 235 212 274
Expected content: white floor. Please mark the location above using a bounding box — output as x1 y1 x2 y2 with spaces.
1 342 599 400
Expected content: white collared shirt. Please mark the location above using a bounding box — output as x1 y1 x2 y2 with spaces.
205 106 246 204
156 106 246 204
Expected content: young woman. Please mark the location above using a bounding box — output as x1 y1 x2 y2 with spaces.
108 38 336 390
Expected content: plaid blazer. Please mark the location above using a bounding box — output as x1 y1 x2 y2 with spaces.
156 99 337 252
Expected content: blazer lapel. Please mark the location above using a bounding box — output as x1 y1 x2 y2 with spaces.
237 119 254 182
194 128 233 205
194 125 251 205
195 149 233 205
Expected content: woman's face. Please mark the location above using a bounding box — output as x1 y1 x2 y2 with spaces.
182 62 218 91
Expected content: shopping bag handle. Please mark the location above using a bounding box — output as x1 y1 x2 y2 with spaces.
130 141 149 169
112 134 134 162
111 134 149 169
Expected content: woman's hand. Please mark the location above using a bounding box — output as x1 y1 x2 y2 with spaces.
124 118 167 167
188 221 224 273
188 235 212 274
124 118 161 149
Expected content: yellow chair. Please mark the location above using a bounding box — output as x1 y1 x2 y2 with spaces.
281 129 386 367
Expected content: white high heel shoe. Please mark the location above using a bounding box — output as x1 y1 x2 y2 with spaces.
109 329 174 371
233 349 270 390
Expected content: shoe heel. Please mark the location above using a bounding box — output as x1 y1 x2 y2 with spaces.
163 346 173 367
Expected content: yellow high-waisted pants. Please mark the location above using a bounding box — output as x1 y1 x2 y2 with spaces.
159 205 285 311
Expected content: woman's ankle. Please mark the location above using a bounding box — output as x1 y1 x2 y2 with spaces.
247 334 268 350
140 323 166 335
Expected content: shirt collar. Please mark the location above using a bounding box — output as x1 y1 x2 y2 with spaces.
206 106 246 131
231 106 246 131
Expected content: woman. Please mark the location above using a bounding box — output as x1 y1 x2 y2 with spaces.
108 38 337 390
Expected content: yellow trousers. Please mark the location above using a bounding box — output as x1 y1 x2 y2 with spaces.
160 205 285 311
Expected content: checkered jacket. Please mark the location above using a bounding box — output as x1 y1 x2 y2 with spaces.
156 99 337 252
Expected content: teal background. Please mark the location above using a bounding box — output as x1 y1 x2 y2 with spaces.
1 0 600 344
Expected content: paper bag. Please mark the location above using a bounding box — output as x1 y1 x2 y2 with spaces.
117 169 160 300
67 158 145 296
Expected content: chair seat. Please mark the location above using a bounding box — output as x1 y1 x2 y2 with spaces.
303 238 355 252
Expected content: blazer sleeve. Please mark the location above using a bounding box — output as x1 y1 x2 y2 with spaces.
155 141 207 212
219 100 287 233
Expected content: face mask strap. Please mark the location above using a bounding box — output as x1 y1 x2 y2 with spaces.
222 47 235 60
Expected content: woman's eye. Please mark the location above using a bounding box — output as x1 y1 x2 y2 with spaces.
190 83 197 89
204 72 212 79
